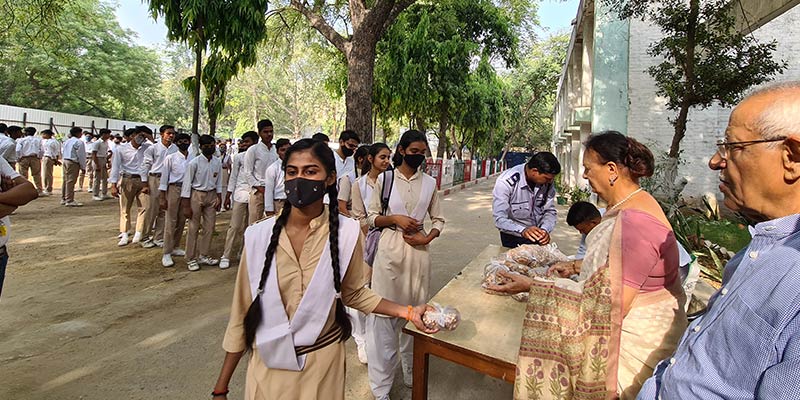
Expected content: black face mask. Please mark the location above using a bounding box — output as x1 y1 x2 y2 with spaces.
285 178 327 208
201 147 215 157
403 154 426 169
176 143 190 152
341 146 355 158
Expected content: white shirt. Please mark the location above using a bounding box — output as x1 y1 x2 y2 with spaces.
91 140 109 158
109 142 150 183
181 155 223 197
159 151 193 191
243 141 278 188
334 151 356 184
108 141 118 154
16 136 43 158
227 152 250 204
263 159 286 212
42 138 61 159
0 134 17 163
62 137 87 169
144 141 177 175
0 157 21 247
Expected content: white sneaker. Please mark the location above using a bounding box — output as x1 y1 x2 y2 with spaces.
76 188 83 192
198 255 219 266
60 199 67 205
65 201 83 207
92 196 103 201
118 233 130 247
154 239 164 248
42 191 52 196
187 260 200 271
162 254 174 267
131 232 142 243
141 240 156 249
357 343 368 365
171 248 186 257
219 257 230 270
102 194 113 200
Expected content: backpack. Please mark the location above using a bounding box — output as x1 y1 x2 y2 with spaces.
364 168 394 266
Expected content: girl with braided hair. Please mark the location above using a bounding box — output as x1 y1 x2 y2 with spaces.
212 139 436 400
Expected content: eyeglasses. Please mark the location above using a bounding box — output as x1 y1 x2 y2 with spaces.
715 137 786 159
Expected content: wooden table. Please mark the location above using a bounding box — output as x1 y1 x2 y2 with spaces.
403 245 527 400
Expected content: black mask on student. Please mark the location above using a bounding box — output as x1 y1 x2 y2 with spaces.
403 154 426 169
341 146 355 158
201 147 215 157
284 178 327 208
176 143 190 152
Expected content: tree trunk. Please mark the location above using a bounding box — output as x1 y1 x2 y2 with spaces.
449 125 463 160
345 39 377 143
668 0 698 159
209 112 218 136
192 44 203 137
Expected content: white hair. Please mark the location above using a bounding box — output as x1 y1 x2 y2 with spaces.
748 81 800 141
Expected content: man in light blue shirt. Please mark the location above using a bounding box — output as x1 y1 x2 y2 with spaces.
492 152 560 248
638 82 800 399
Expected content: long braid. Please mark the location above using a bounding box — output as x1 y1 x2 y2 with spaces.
328 183 352 342
243 203 293 350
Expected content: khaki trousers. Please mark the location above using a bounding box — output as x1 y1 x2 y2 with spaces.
18 156 43 191
118 176 149 234
222 201 249 259
92 157 108 196
186 190 218 261
162 185 186 255
42 157 56 192
248 189 265 225
61 160 80 202
142 175 165 241
79 158 94 190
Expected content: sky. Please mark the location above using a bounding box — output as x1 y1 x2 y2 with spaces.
114 0 580 48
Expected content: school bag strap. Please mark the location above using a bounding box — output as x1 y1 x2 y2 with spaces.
380 168 394 216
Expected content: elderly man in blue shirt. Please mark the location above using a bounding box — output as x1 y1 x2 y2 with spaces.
638 82 800 399
492 151 560 248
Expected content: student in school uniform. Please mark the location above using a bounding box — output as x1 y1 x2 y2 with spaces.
337 145 370 216
220 131 259 271
0 157 38 298
262 138 291 218
333 130 360 185
243 119 279 224
77 131 95 192
15 127 44 195
90 129 111 201
219 140 232 192
159 133 193 268
110 126 153 246
141 125 177 248
40 129 61 196
366 130 446 398
210 138 436 400
181 134 223 271
61 127 86 207
0 124 18 168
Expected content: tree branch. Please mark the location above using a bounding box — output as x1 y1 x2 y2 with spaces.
290 0 349 54
382 0 415 34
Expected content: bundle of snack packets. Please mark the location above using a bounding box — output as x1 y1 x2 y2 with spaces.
481 244 569 302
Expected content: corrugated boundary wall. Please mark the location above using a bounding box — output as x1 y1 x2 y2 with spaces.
0 104 159 138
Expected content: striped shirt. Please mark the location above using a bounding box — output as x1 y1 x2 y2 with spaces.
637 213 800 400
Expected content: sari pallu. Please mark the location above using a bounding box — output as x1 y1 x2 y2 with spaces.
514 209 687 400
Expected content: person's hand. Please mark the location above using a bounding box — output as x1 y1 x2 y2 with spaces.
111 185 119 198
485 270 534 295
1 176 16 192
183 206 193 219
255 186 265 195
393 215 421 233
140 185 150 195
224 194 232 210
548 261 576 278
402 231 430 247
159 196 168 211
214 195 222 211
522 226 550 245
410 304 439 334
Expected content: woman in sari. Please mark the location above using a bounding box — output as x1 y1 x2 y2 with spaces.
488 131 688 399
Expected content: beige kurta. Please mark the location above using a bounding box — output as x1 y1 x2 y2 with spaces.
349 174 377 230
366 170 445 306
222 209 382 400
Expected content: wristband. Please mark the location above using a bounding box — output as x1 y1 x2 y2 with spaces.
212 389 229 397
406 305 413 321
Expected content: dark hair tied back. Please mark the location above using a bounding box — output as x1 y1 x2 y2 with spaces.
392 130 428 168
585 131 654 179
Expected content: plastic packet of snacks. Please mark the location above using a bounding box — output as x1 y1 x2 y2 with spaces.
422 303 461 331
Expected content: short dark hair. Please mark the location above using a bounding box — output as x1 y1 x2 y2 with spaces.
134 125 153 135
7 125 22 133
527 152 561 175
175 133 191 143
275 138 291 148
198 134 215 146
257 119 273 131
70 127 83 137
241 131 259 143
566 201 601 227
0 123 6 133
123 128 136 137
24 127 36 136
41 129 54 136
99 128 111 135
159 125 175 134
311 132 329 143
339 129 360 143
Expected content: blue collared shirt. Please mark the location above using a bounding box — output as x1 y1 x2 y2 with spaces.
637 213 800 400
492 164 557 236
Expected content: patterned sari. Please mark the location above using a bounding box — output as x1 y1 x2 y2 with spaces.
514 209 687 400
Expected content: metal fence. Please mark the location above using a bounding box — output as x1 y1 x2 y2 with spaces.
0 104 157 138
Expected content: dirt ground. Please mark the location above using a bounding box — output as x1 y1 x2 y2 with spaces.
0 177 580 400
